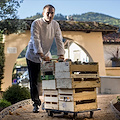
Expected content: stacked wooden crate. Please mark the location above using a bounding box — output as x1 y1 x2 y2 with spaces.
55 62 100 112
42 61 58 110
42 61 100 112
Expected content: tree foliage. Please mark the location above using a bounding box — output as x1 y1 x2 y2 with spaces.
0 0 26 35
72 12 120 29
0 0 23 19
3 85 30 104
0 19 27 34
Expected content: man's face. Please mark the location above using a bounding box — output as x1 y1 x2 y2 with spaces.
42 7 55 24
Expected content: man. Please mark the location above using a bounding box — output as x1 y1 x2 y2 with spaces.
25 4 64 113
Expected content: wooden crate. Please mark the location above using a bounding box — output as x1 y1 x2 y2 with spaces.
58 88 98 112
55 62 99 79
55 62 100 89
55 62 98 73
43 90 58 110
56 78 100 89
42 80 56 89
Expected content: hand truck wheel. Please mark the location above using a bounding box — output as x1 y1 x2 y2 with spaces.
64 112 68 115
48 110 53 117
73 113 77 119
90 111 94 118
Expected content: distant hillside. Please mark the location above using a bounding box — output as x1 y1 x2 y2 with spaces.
26 12 120 30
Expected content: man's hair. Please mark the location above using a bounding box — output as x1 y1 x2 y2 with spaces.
43 4 55 10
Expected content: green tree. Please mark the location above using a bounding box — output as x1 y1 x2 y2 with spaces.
0 0 26 35
0 0 23 19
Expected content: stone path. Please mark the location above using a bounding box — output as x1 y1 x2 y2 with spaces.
1 94 120 120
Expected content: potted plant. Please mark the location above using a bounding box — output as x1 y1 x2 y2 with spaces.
111 48 120 67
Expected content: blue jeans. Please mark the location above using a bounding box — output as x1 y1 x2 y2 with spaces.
26 59 41 106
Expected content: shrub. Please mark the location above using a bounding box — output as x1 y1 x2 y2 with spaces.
0 99 11 108
117 96 120 103
3 85 30 104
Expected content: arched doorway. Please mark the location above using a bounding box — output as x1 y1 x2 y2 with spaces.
64 38 93 62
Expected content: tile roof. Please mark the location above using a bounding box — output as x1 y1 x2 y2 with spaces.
103 32 120 43
25 19 118 33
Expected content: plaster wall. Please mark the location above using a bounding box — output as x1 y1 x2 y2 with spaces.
106 67 120 76
100 76 120 94
2 31 30 91
2 30 106 91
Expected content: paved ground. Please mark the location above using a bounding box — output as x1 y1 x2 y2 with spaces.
2 94 120 120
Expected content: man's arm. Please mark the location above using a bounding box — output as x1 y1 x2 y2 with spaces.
55 22 65 59
31 20 43 54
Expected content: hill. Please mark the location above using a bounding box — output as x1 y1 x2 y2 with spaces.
26 12 120 30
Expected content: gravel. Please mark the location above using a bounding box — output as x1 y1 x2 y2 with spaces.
2 94 120 120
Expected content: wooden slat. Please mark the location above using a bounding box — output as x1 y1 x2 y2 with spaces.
42 80 56 90
56 78 72 88
55 62 70 72
71 74 99 78
72 80 101 88
74 102 98 112
59 101 74 111
73 91 96 101
55 72 70 78
44 96 58 102
45 103 58 109
44 90 58 95
58 89 73 94
71 64 98 72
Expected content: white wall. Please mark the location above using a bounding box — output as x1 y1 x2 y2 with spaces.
65 42 89 62
100 76 120 94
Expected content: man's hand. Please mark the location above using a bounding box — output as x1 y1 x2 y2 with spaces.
44 56 50 61
39 53 50 61
58 55 64 60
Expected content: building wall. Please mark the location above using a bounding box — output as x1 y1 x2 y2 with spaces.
65 42 89 62
100 76 120 94
2 30 106 91
105 67 120 76
2 31 30 91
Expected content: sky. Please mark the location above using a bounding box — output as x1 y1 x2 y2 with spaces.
18 0 120 19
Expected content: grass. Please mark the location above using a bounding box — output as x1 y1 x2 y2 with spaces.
16 57 27 66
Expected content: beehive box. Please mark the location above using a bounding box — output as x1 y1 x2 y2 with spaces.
55 62 100 89
55 62 99 78
42 61 99 112
58 88 98 112
43 90 58 110
56 78 100 89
